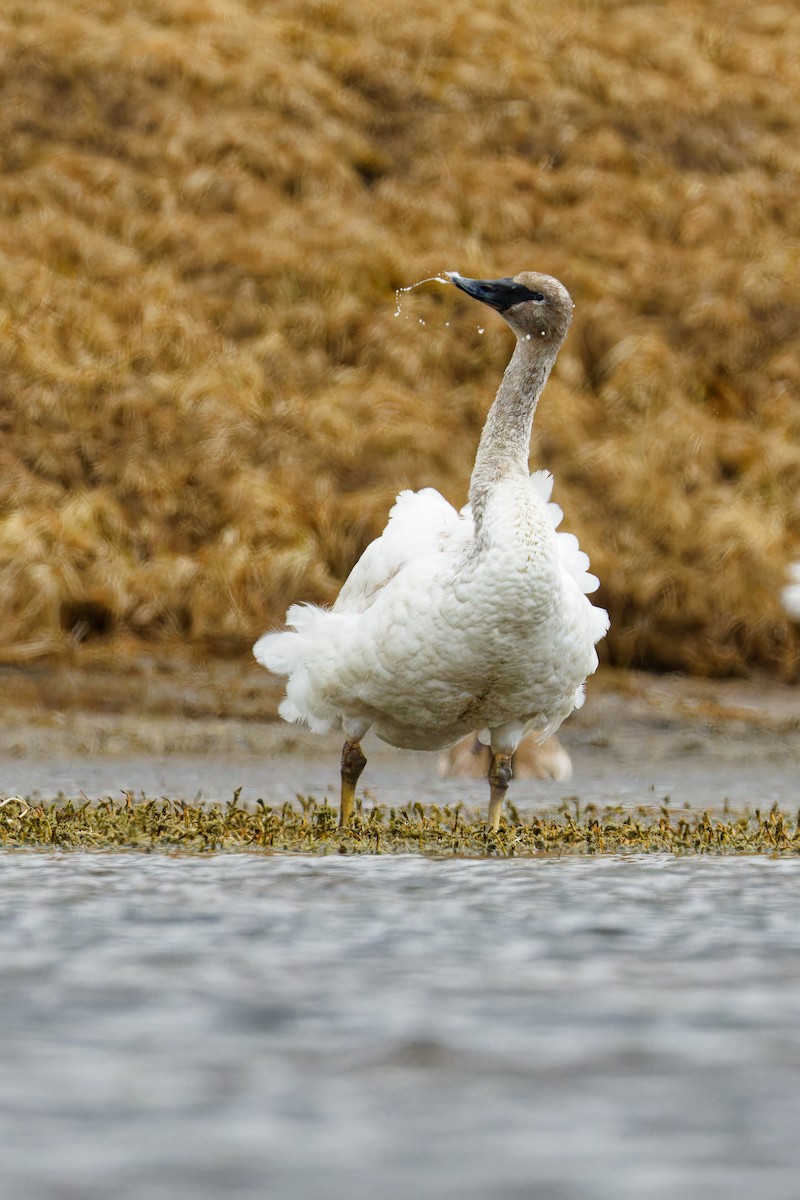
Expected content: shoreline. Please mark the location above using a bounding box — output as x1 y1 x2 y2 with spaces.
1 658 797 824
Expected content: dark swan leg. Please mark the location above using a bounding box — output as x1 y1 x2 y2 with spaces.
340 739 367 827
487 752 512 832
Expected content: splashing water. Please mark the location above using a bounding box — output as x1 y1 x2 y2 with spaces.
394 270 486 335
393 273 452 317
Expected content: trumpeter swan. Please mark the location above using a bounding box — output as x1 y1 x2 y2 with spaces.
255 271 609 830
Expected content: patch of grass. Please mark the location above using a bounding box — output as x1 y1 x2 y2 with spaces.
1 0 799 675
1 794 799 856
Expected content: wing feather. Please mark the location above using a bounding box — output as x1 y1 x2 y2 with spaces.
333 488 469 615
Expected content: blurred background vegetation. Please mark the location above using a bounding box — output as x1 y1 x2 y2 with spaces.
1 0 798 678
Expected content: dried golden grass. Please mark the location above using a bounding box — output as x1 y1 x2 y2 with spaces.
1 0 799 674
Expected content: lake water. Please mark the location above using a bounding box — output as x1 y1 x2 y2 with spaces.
1 851 799 1200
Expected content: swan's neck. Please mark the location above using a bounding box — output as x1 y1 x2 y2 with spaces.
468 338 557 528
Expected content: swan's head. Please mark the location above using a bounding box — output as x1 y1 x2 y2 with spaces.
446 271 574 346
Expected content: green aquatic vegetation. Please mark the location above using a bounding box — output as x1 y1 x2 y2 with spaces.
1 794 799 856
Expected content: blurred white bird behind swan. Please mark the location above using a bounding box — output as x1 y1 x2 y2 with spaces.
783 563 800 621
255 271 609 830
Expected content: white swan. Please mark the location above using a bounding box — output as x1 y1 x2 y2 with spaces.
255 271 609 830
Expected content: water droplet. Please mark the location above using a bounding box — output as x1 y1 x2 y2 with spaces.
477 327 485 335
526 333 532 341
418 318 426 325
393 274 451 322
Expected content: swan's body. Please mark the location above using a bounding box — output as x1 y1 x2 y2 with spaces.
256 271 609 828
261 471 604 750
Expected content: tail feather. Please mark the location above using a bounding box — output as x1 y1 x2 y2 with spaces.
253 603 322 676
253 630 296 676
253 603 348 734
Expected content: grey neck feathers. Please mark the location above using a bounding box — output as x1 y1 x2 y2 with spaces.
468 337 558 529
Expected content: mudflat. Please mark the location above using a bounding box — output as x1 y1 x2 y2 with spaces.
1 654 797 817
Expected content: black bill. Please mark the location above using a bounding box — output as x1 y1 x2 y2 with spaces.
447 273 544 312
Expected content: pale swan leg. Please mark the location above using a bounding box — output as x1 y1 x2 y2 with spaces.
340 739 367 827
487 752 512 832
487 720 524 831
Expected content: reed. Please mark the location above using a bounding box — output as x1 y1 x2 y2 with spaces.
1 0 799 676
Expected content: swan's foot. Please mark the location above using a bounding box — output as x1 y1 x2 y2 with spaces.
487 752 512 832
340 739 367 827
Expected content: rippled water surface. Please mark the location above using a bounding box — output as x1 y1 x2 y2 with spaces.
2 852 800 1200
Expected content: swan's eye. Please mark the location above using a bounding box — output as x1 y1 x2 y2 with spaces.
531 292 545 303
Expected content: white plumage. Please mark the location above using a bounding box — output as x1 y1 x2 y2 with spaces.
255 270 609 829
257 469 606 745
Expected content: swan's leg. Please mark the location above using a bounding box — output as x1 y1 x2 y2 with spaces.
487 752 512 832
487 722 524 831
340 739 367 827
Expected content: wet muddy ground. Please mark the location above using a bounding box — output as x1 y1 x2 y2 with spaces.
1 656 797 815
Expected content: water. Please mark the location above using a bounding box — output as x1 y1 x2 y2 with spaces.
2 852 799 1199
393 273 451 316
394 271 489 333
